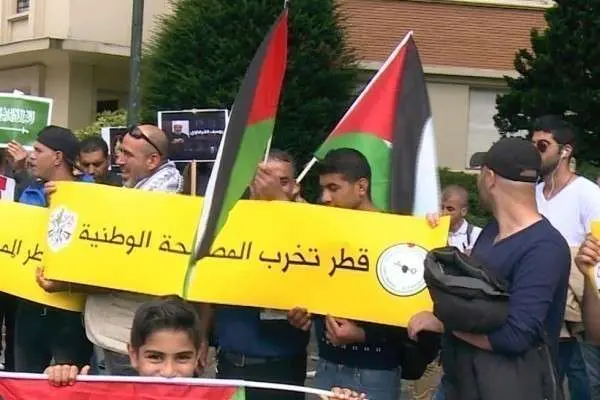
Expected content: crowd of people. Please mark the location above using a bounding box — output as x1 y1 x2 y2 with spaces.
0 115 599 399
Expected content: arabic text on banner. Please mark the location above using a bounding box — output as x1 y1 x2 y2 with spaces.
43 182 448 327
0 201 85 311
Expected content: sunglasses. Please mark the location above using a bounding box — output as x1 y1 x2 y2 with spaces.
534 139 552 154
126 125 162 156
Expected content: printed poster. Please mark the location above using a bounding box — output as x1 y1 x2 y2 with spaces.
158 109 228 162
100 126 127 171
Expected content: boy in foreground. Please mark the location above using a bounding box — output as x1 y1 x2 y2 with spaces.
45 297 202 385
44 297 366 399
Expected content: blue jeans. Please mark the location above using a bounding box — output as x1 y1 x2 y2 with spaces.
558 339 590 400
434 377 446 400
313 359 400 400
582 342 600 399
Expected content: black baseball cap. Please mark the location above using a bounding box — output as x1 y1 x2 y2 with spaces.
37 125 79 166
482 137 541 183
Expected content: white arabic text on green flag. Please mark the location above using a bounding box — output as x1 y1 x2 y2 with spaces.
0 93 53 147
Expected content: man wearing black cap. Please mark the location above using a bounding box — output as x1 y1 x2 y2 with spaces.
531 115 600 399
14 125 93 373
409 138 570 399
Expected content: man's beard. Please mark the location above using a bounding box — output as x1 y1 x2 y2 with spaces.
540 157 560 178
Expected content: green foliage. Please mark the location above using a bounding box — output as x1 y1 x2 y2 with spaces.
74 109 127 139
439 168 492 227
141 0 359 166
494 2 600 164
578 160 600 182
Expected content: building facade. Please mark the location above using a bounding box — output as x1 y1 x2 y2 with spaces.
0 0 171 131
0 0 549 169
339 0 549 169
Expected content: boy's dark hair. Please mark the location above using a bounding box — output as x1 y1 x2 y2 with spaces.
531 115 575 146
130 296 202 351
316 148 371 183
80 136 109 158
268 148 296 175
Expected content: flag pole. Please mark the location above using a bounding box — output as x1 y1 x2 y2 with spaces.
263 136 273 162
296 157 316 183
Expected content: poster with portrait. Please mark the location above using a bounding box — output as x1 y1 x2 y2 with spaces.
100 126 127 171
158 109 229 162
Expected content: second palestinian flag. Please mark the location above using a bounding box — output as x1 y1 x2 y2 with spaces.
313 31 440 215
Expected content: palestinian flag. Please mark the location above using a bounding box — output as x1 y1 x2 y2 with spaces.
0 374 245 400
312 31 440 215
186 9 288 289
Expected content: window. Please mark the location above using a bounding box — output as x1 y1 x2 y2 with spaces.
96 99 119 114
16 0 29 14
466 88 506 168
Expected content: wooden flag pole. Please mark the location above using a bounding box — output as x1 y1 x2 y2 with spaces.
190 160 197 196
263 136 273 162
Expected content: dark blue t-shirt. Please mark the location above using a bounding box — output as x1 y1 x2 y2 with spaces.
214 306 309 357
471 217 570 357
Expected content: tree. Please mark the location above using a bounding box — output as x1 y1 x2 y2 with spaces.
74 109 127 139
494 1 600 165
141 0 359 169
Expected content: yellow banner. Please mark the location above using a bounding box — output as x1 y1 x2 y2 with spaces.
189 201 449 326
41 182 449 326
0 201 85 312
45 183 201 296
589 222 600 290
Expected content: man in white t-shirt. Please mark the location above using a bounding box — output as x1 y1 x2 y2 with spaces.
441 185 482 254
532 115 600 399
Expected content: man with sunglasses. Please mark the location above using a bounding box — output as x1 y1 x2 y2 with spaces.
37 124 197 376
83 124 189 375
532 115 600 399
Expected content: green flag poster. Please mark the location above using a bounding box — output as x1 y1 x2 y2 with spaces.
0 93 53 147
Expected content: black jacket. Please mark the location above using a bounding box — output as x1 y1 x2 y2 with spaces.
425 247 563 400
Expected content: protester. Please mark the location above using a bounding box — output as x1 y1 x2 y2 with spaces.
441 184 481 254
14 126 93 373
410 138 570 399
0 149 21 371
45 297 202 385
78 136 121 186
288 148 404 400
575 235 600 344
37 125 210 377
531 115 600 399
213 149 310 400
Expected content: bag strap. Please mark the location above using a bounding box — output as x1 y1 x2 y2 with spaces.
466 222 474 247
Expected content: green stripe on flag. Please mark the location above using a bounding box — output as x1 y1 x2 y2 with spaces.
315 132 391 210
216 118 275 233
231 387 246 400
